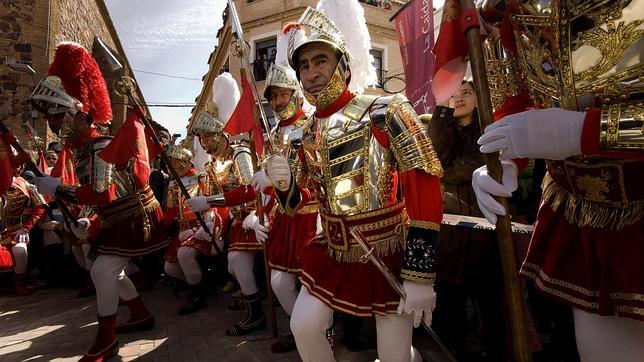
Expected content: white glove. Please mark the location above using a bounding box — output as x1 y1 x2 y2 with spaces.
242 211 258 230
34 175 61 196
472 160 518 224
70 218 91 240
264 154 291 192
397 280 437 328
194 222 215 241
478 108 586 160
14 229 30 244
178 228 195 242
185 196 211 213
251 170 271 194
40 221 61 231
251 215 269 243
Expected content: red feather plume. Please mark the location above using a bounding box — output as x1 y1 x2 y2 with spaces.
48 42 112 125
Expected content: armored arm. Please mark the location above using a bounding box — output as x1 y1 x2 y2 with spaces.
371 94 444 283
599 100 643 151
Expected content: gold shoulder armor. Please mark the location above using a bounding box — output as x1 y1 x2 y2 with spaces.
90 137 115 193
370 94 443 176
232 145 254 186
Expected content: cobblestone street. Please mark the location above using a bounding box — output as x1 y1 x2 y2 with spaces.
0 282 448 361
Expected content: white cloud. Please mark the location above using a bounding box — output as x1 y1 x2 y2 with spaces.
105 0 226 138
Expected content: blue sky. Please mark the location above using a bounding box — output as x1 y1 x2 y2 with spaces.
104 0 227 139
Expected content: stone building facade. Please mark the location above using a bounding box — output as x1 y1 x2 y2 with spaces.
188 0 407 132
0 0 148 151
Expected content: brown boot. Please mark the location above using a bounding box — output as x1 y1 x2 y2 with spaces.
271 334 297 353
115 296 154 334
78 314 118 362
14 273 30 296
225 291 266 336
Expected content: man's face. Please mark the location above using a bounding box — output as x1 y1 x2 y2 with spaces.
269 87 295 113
45 111 87 141
199 132 228 157
297 43 339 95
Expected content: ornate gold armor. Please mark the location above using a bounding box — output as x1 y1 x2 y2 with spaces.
508 0 644 229
298 94 442 261
167 173 208 230
511 0 643 150
203 142 255 219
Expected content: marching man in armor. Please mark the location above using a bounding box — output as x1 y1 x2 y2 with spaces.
30 42 167 361
250 24 319 353
472 0 644 360
163 140 222 315
0 168 46 295
263 2 444 361
186 72 267 336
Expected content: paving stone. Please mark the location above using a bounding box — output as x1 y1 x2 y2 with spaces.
0 284 449 361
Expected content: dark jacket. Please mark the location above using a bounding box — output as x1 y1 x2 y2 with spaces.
427 107 500 286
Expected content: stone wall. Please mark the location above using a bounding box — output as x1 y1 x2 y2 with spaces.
0 0 133 152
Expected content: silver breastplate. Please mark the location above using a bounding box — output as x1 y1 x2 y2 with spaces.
302 111 398 216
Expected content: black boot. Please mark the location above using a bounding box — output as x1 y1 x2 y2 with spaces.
225 291 266 336
177 283 206 315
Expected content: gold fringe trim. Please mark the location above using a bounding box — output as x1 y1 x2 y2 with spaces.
328 235 404 263
542 174 644 230
100 188 160 242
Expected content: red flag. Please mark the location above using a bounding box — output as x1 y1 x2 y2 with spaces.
0 133 17 195
38 151 49 175
431 0 470 104
98 107 153 188
223 74 264 157
50 144 77 186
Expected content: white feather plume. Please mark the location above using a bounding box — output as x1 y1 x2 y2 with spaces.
192 136 211 172
316 0 378 94
276 31 290 67
211 72 241 124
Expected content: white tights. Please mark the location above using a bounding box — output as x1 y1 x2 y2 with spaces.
573 308 644 362
12 242 28 274
290 287 420 362
228 251 258 295
164 246 210 285
91 255 139 316
271 269 298 316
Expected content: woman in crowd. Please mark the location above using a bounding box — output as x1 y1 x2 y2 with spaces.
427 80 507 361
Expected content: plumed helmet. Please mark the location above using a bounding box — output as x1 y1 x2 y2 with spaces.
191 72 240 136
46 41 113 124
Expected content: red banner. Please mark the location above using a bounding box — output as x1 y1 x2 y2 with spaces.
394 0 436 115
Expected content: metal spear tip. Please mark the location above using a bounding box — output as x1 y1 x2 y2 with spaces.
92 36 124 75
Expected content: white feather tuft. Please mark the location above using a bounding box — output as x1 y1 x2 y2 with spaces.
275 32 290 67
316 0 378 94
192 136 211 172
212 72 241 124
